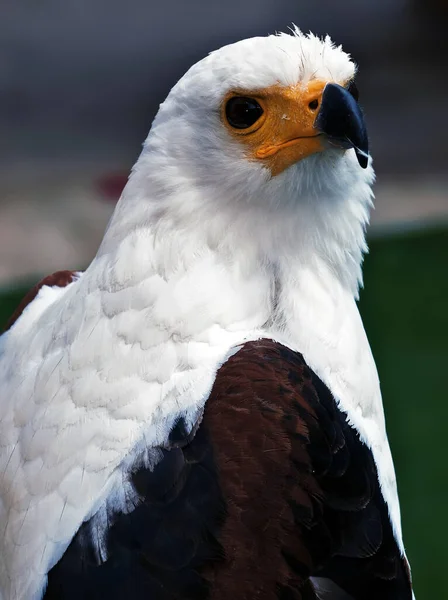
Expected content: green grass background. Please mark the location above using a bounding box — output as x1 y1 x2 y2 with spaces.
358 228 448 598
1 228 447 598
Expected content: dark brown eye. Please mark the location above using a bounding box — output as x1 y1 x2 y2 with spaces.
225 97 263 129
347 80 359 101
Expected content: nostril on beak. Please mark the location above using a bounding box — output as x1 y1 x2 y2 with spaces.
308 99 319 110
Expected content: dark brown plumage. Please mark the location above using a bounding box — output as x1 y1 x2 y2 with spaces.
201 340 412 600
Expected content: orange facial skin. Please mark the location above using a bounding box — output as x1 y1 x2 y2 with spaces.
222 80 333 176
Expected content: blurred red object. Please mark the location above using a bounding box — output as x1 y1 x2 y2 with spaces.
96 172 129 203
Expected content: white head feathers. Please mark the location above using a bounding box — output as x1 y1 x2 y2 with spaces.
101 28 374 295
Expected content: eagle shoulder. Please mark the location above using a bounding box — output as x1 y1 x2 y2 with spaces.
4 270 78 332
43 339 412 600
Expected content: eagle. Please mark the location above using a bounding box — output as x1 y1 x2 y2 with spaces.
0 28 414 600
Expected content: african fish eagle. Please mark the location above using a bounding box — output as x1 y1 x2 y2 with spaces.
0 28 414 600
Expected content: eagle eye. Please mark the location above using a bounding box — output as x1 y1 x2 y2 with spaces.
347 80 359 101
225 97 263 129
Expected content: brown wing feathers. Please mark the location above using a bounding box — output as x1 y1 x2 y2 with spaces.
202 340 412 599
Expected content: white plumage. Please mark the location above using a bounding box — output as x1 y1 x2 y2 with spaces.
0 28 408 599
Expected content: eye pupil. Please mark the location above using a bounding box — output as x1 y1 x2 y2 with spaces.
225 96 263 129
347 80 359 101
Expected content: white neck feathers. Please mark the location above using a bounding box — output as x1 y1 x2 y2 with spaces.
98 142 374 300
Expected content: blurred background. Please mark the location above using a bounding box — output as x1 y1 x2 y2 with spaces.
0 1 447 596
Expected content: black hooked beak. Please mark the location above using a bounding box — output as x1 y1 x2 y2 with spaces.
315 83 369 168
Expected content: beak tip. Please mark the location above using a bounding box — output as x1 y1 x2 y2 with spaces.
355 148 369 169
